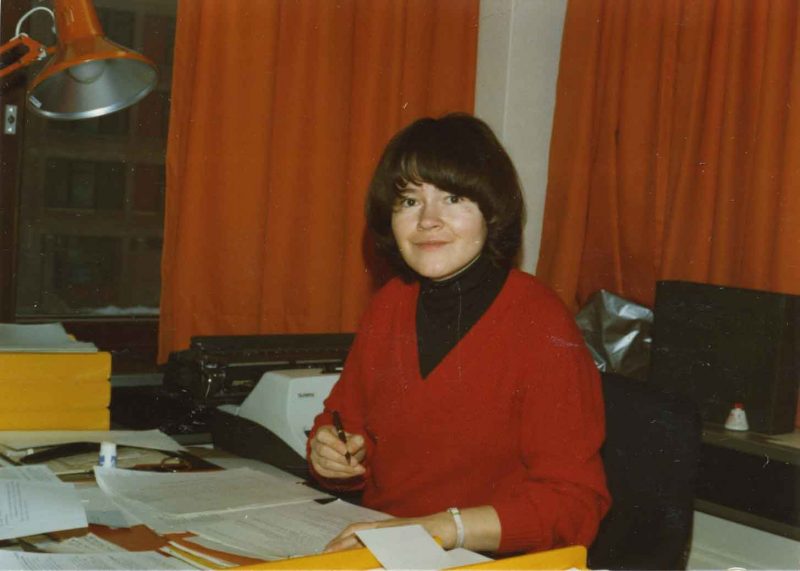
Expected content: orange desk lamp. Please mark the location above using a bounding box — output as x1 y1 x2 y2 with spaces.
0 0 157 120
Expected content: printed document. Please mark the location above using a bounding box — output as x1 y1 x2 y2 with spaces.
94 466 330 516
30 532 127 553
0 464 62 483
187 498 391 559
0 550 194 570
0 478 87 540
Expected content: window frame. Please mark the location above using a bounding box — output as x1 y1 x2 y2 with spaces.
0 0 164 374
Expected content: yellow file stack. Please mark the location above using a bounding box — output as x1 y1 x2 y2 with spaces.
0 352 112 430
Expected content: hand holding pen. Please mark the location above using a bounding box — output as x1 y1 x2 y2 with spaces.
309 410 366 479
332 410 352 464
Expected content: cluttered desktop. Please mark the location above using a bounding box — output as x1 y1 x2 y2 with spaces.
0 323 588 570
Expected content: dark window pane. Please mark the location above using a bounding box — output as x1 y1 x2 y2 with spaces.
32 234 123 314
44 158 69 208
137 90 170 138
96 162 126 210
132 164 164 212
99 8 135 47
98 109 131 136
143 14 175 68
69 162 95 208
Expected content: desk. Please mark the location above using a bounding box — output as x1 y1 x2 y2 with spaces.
6 445 586 570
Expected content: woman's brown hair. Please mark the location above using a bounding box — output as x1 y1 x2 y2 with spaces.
365 113 524 278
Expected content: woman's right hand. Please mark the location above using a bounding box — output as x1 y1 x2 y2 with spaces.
309 425 366 479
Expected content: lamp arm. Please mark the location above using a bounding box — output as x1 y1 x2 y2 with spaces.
0 34 52 80
1 6 56 80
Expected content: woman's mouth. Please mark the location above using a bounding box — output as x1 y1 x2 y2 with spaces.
414 241 449 250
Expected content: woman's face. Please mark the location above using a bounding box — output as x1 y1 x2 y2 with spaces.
391 182 487 280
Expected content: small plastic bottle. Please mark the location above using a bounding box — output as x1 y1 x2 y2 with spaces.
724 403 749 431
98 441 118 468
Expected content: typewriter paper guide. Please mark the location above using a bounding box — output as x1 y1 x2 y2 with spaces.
220 369 339 458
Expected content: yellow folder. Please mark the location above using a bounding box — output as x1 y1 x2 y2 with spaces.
0 407 109 430
0 380 110 410
232 545 587 570
0 352 111 383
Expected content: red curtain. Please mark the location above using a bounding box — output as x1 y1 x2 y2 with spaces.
537 0 800 312
159 0 479 361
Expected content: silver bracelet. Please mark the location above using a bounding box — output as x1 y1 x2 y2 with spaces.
447 507 465 549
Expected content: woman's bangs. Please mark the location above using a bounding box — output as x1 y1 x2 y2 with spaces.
391 148 480 199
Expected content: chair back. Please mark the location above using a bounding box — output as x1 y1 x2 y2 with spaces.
588 372 702 570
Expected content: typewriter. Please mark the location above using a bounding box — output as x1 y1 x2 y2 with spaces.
159 333 355 477
162 333 355 407
111 334 353 439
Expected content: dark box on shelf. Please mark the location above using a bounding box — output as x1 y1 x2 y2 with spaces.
650 280 800 434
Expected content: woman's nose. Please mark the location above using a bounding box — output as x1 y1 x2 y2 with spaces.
417 202 443 228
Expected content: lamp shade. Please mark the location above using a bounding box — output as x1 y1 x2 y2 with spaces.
27 0 157 120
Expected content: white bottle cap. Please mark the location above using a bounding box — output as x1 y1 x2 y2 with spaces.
98 441 117 467
724 403 749 431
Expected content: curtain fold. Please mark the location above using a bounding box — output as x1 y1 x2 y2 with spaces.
160 0 479 361
537 0 800 312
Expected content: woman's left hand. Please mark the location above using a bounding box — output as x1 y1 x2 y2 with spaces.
324 511 457 552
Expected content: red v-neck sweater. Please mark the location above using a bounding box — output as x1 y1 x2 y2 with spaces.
310 270 610 553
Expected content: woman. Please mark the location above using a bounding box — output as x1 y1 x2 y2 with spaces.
308 113 610 555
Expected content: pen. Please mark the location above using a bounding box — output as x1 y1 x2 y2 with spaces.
331 410 352 464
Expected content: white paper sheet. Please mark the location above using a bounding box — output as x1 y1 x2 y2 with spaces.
0 479 87 540
0 465 61 483
77 485 139 529
89 488 243 536
356 525 491 570
187 499 391 559
35 532 128 553
94 466 330 517
200 456 305 484
0 323 97 353
0 550 194 570
0 429 184 453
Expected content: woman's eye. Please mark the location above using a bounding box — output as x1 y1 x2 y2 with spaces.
398 197 417 208
445 194 463 204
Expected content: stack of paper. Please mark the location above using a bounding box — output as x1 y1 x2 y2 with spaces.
0 323 111 430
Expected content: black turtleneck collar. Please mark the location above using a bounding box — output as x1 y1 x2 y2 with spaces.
416 255 508 378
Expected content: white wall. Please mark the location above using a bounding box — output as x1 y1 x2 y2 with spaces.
474 0 567 273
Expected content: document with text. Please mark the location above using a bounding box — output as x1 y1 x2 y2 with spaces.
94 466 331 517
0 478 87 540
187 498 391 559
0 550 194 570
0 464 62 483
